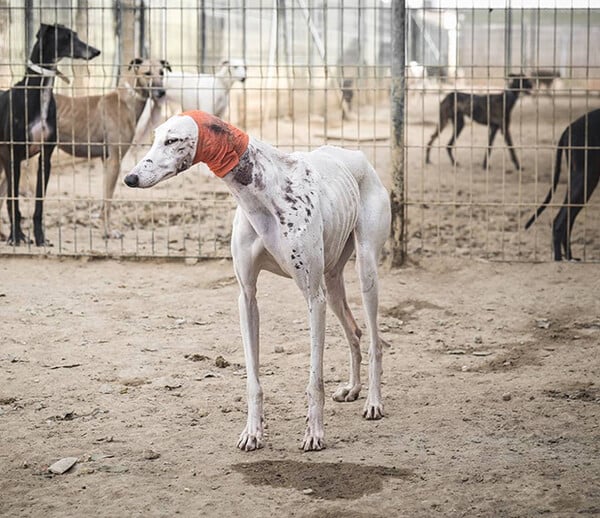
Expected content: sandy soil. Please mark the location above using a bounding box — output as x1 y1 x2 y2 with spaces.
1 256 599 517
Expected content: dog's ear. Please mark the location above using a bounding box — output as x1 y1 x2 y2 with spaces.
36 23 53 40
128 57 144 70
160 59 172 72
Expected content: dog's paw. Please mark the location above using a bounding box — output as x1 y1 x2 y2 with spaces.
301 428 325 452
332 383 361 402
237 426 264 451
7 231 32 246
363 400 384 420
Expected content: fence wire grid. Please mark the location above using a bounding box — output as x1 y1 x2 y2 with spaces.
0 1 598 262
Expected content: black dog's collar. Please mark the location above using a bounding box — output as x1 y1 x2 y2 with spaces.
27 60 70 84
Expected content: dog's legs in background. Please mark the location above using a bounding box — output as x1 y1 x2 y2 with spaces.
482 124 499 169
5 157 28 244
32 143 55 246
425 111 448 165
553 166 600 261
446 114 465 166
0 169 6 240
102 151 122 238
502 125 521 170
327 239 363 403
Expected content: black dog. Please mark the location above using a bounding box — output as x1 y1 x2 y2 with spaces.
0 24 100 246
426 74 533 170
525 109 600 261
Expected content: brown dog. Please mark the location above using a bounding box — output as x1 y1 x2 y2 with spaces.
54 58 170 238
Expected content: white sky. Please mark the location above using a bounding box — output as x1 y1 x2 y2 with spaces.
405 1 599 8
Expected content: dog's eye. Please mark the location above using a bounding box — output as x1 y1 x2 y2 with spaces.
165 138 179 146
144 71 152 77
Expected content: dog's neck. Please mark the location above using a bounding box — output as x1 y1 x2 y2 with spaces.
182 111 249 178
121 80 150 120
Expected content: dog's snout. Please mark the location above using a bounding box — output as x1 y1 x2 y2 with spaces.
155 89 166 99
124 173 139 188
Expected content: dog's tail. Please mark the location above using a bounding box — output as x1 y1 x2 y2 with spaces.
524 132 566 229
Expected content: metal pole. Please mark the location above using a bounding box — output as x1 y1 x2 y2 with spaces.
390 0 406 267
505 2 512 76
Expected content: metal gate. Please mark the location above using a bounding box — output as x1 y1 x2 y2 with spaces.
0 1 598 261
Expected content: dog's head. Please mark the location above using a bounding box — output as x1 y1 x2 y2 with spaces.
127 58 172 100
35 23 101 64
508 73 533 94
124 111 249 188
219 58 247 83
124 114 198 188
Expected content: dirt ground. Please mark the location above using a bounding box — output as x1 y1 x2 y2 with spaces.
1 255 599 517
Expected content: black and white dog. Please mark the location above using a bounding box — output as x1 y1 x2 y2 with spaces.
0 23 100 245
525 109 600 261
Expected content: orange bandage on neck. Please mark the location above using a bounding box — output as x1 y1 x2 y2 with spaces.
180 110 249 178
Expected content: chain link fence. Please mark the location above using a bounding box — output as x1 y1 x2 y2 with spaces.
0 1 598 261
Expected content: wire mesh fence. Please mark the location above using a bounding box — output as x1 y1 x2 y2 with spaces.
0 1 598 261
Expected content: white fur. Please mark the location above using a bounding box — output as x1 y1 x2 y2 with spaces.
163 59 246 117
126 115 391 452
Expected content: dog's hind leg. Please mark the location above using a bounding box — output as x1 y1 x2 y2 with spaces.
32 143 55 246
503 126 521 170
482 124 499 169
354 175 391 420
426 100 450 164
446 114 465 166
562 162 600 261
326 237 363 403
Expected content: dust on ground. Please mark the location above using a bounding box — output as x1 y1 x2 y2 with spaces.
1 256 599 517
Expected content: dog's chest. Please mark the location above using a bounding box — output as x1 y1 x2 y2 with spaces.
27 83 53 155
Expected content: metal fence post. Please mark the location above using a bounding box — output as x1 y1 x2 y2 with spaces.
390 0 406 267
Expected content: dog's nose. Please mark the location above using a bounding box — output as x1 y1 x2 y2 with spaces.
124 173 139 188
155 89 166 98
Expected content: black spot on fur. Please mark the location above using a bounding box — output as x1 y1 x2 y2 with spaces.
254 169 266 190
306 208 311 217
232 151 253 186
275 207 285 225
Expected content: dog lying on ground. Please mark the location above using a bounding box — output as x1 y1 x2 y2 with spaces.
525 108 600 261
124 110 391 452
53 58 170 238
0 23 100 245
425 74 533 170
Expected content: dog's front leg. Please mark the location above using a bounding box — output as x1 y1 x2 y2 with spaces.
233 251 264 451
300 273 327 452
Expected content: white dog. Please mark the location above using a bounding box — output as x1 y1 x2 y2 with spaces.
163 59 246 117
124 111 391 451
